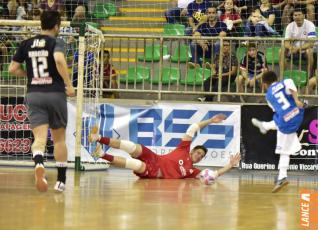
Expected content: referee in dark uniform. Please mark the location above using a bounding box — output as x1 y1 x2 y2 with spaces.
9 11 75 192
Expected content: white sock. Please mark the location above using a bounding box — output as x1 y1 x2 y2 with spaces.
278 154 290 180
263 120 277 131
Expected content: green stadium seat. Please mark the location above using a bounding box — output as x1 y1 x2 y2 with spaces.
104 3 116 16
93 3 109 19
236 47 247 61
151 67 180 84
283 70 307 87
266 46 280 64
138 44 169 62
120 66 150 83
171 44 191 63
163 24 185 36
181 68 211 86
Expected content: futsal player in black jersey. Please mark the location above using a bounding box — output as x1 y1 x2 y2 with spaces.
9 11 75 192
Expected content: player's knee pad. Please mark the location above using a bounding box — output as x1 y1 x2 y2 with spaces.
119 140 137 154
186 123 200 137
31 137 47 154
125 158 143 171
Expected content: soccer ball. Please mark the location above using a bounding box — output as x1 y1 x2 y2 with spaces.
199 169 217 185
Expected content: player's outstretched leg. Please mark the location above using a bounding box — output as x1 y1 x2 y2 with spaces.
89 126 143 158
251 118 268 134
92 143 146 173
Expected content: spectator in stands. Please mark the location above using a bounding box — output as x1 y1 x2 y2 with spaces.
185 0 212 36
258 0 276 28
15 0 27 20
1 0 10 18
72 50 94 89
280 7 315 78
281 0 315 27
269 0 285 34
27 7 41 33
236 42 267 102
219 0 243 37
233 0 257 19
39 0 65 17
72 4 85 21
165 0 193 25
198 40 238 101
102 50 119 99
244 8 279 37
189 6 227 67
64 0 87 20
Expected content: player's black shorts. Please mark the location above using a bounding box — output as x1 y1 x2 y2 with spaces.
25 92 67 129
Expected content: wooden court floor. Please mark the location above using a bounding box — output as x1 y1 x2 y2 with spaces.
0 167 317 230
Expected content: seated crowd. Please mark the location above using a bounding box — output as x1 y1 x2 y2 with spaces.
165 0 318 99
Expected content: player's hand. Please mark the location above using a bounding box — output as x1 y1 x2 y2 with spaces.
210 113 227 123
229 153 241 167
65 85 76 97
296 99 307 108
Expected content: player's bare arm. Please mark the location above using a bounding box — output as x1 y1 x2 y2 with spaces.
182 114 227 141
54 52 75 97
8 61 27 77
290 89 304 108
216 153 241 177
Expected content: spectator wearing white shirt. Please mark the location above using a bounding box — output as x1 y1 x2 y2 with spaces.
165 0 193 25
280 7 315 78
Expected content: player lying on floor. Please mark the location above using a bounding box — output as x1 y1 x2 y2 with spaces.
89 114 241 180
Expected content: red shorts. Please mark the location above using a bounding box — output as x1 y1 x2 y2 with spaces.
134 145 160 179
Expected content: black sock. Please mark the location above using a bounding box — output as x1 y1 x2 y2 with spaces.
57 167 67 183
33 154 44 166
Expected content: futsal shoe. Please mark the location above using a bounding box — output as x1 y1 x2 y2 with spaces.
272 177 289 193
251 118 267 134
88 126 101 143
91 143 104 158
35 164 48 192
54 181 66 192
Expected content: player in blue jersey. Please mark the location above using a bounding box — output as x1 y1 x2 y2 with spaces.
251 70 305 193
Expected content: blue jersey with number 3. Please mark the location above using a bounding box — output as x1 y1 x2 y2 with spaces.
266 79 304 134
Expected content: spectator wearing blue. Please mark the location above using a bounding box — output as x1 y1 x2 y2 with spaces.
244 8 278 37
236 42 267 102
72 51 94 88
189 6 227 67
185 0 212 36
165 0 194 25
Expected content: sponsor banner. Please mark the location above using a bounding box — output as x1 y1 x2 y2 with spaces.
300 190 318 229
241 105 318 171
0 98 94 162
81 102 241 166
0 97 33 155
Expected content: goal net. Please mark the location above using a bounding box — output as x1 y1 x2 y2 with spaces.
0 21 109 170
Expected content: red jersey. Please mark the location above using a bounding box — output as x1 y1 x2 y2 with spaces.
220 12 241 22
103 63 116 80
157 141 201 179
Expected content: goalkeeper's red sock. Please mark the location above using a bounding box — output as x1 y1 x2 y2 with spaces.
99 137 110 145
101 153 114 162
